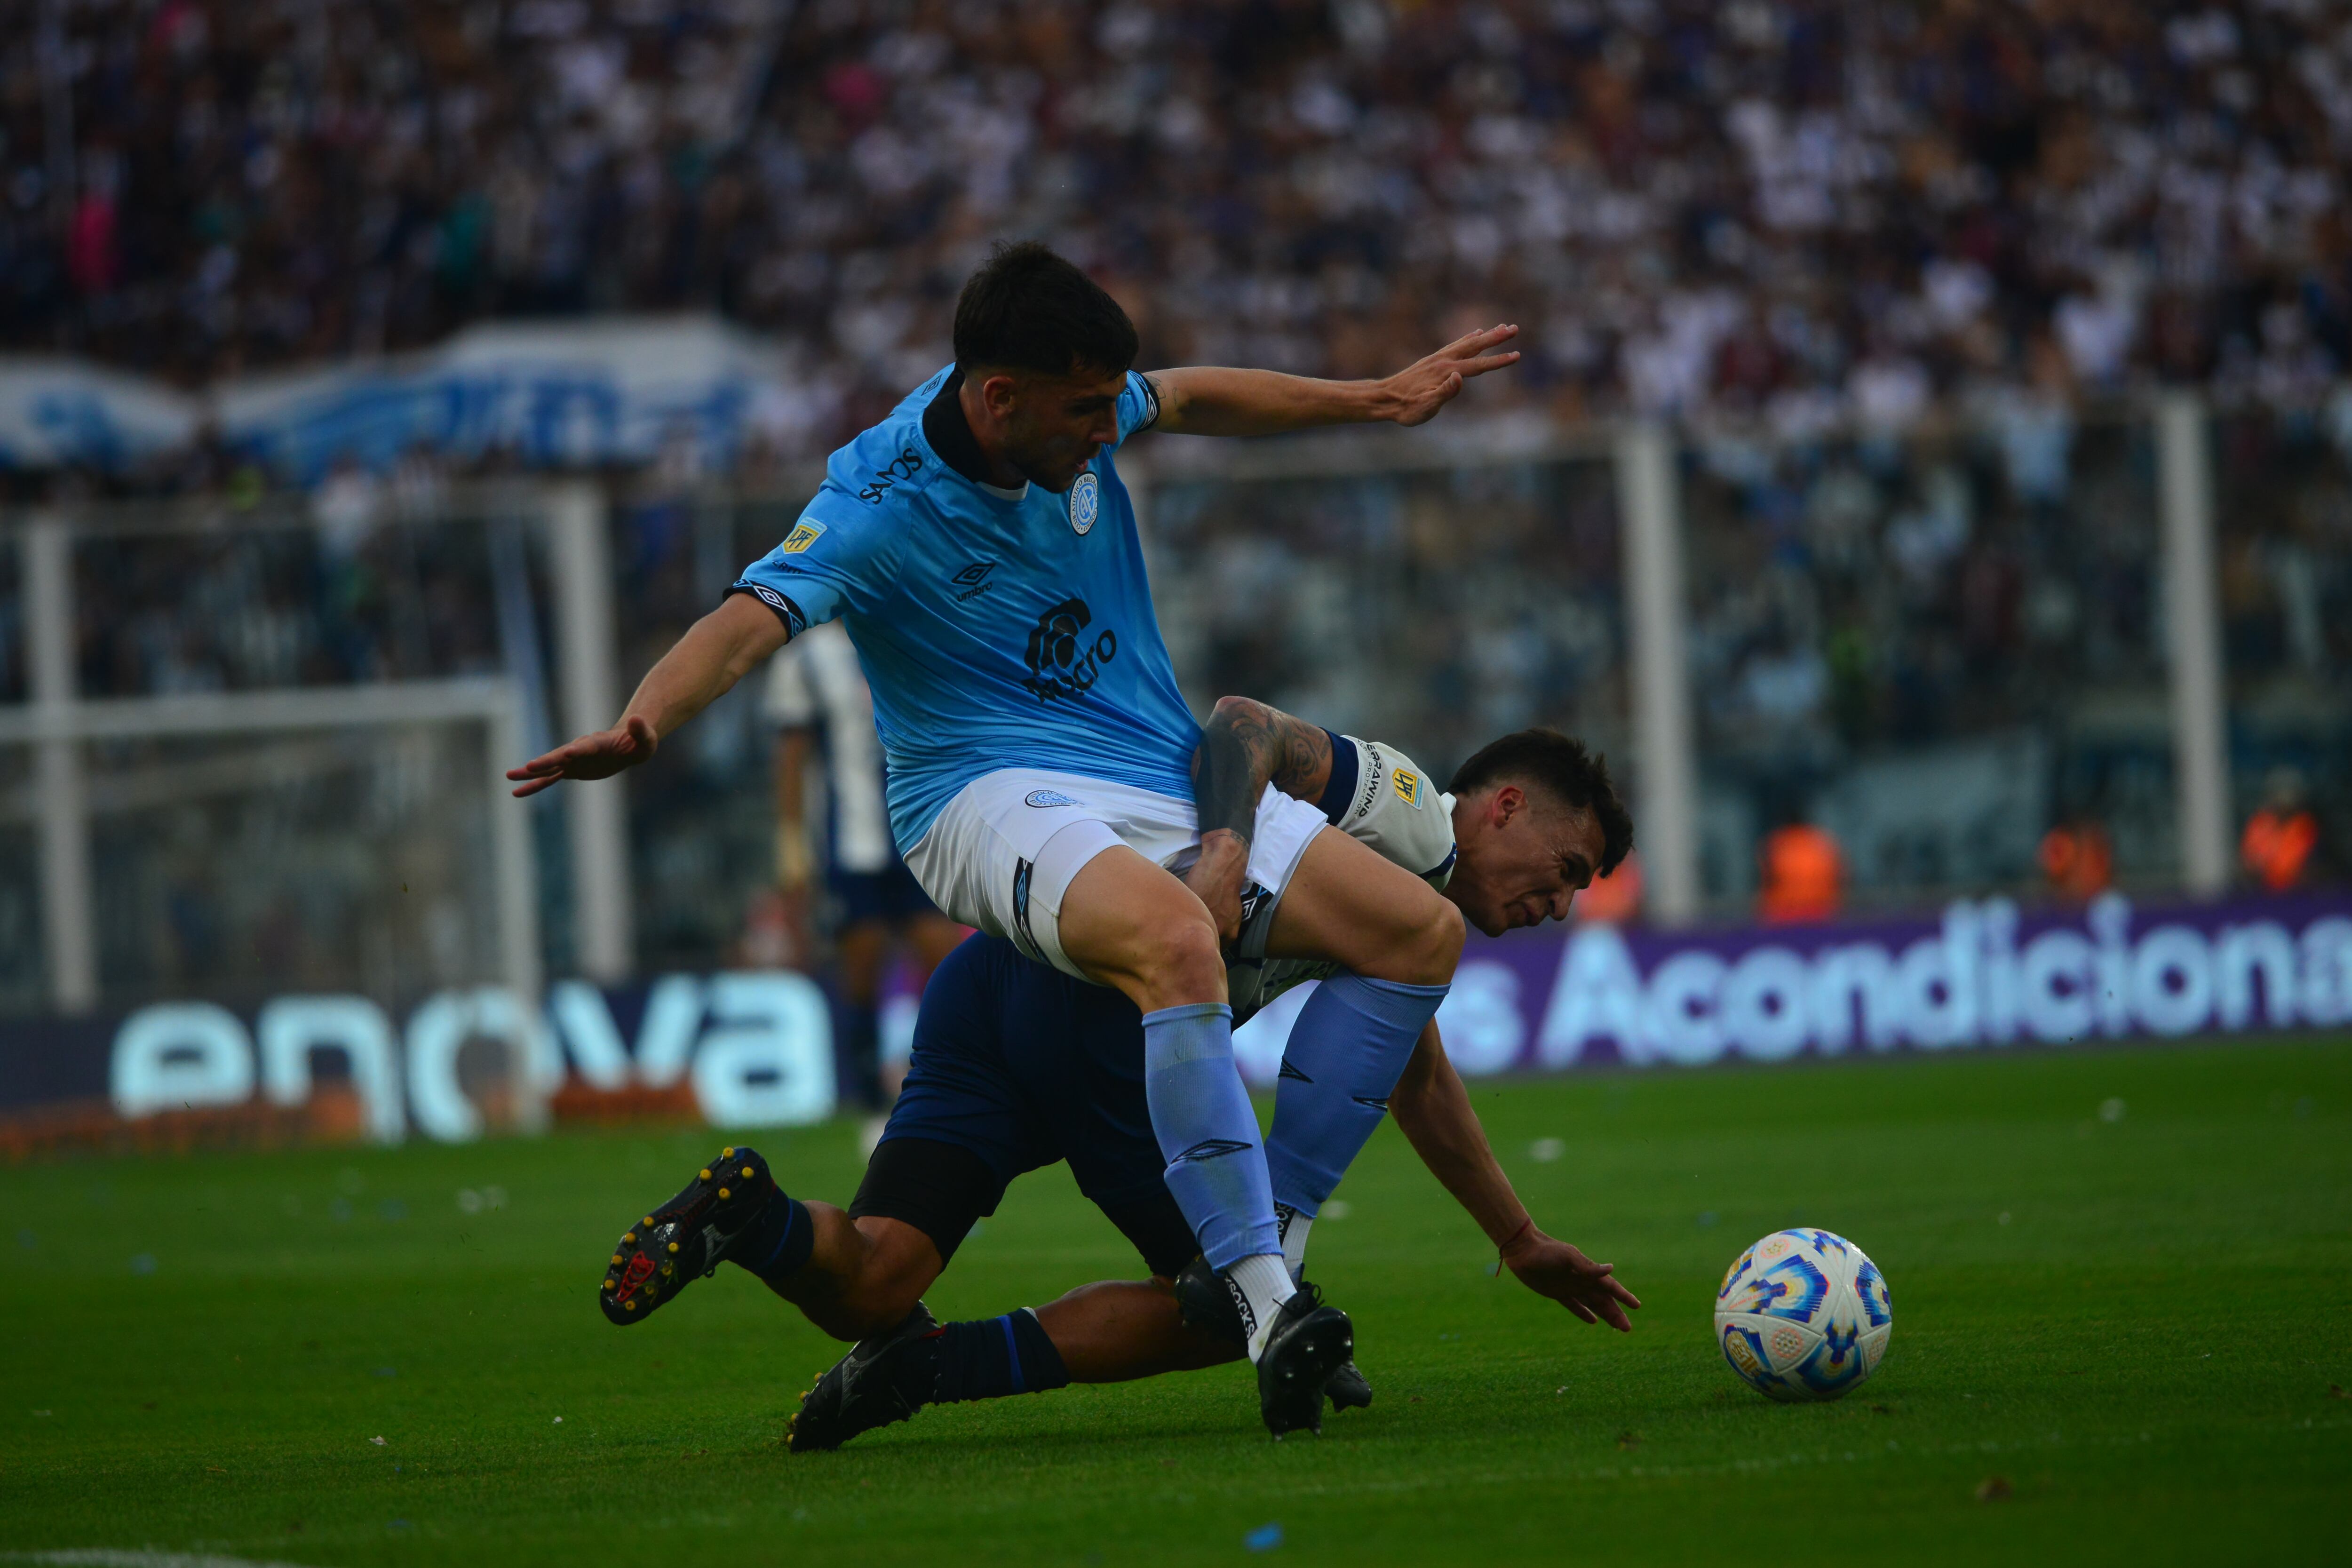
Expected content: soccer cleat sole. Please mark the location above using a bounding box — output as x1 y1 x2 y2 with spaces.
598 1145 777 1326
1260 1306 1354 1438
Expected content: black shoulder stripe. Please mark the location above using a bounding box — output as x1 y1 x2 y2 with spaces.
727 581 808 640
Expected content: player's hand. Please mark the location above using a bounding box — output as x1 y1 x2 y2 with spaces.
507 715 659 798
1183 828 1249 947
1379 324 1522 427
1502 1227 1641 1331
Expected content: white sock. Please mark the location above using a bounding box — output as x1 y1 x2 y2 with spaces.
1276 1203 1313 1284
1227 1252 1298 1361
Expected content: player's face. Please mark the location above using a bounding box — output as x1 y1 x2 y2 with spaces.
1448 786 1605 938
994 367 1128 492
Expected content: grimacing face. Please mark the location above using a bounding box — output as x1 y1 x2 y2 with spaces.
978 365 1129 493
1446 783 1607 938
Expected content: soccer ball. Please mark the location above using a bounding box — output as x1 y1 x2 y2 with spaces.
1714 1228 1891 1402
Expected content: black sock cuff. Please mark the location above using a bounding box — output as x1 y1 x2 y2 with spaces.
747 1197 815 1282
1007 1306 1072 1393
934 1309 1070 1402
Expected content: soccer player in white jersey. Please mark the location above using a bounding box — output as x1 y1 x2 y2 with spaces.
511 242 1521 1436
765 622 964 1108
587 713 1640 1449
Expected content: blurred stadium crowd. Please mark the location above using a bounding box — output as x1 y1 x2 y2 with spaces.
2 0 2350 1012
2 0 2351 449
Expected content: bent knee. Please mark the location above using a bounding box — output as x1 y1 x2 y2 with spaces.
1382 890 1464 987
1132 907 1226 1004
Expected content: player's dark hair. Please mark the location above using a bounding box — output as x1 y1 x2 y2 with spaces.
1448 729 1635 875
953 241 1139 379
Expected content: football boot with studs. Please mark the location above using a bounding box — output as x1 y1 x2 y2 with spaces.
786 1302 943 1452
1173 1254 1373 1413
1255 1282 1355 1438
598 1146 779 1325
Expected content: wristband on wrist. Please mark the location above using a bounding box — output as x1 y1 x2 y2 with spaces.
1497 1217 1534 1257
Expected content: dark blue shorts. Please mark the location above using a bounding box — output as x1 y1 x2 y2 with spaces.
850 933 1195 1277
829 857 937 928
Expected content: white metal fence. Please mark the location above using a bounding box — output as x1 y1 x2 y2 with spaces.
2 390 2338 1017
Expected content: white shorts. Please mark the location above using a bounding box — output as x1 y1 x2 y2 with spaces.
903 768 1328 981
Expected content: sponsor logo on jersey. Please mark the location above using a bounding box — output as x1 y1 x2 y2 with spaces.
780 519 826 553
855 445 924 504
1353 746 1386 823
1021 596 1119 701
1024 789 1080 808
1068 470 1100 535
951 560 997 602
1393 766 1425 808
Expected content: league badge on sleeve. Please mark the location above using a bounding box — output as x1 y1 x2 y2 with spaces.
1068 471 1100 535
781 519 826 553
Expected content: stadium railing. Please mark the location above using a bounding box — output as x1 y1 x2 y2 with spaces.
1 390 2334 1022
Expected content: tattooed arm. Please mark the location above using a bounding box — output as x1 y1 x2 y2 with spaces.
1183 696 1334 942
1193 695 1333 840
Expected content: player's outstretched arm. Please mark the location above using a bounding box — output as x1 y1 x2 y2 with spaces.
1389 1020 1641 1332
507 592 788 797
1147 324 1521 436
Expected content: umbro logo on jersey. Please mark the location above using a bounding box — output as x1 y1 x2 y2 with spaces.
738 581 807 638
951 560 997 602
1021 596 1119 702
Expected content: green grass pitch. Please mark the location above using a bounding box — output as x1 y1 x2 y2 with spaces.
2 1038 2346 1565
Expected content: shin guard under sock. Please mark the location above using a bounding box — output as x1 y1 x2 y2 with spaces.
933 1308 1072 1402
732 1191 816 1283
1266 973 1450 1217
1141 1003 1280 1269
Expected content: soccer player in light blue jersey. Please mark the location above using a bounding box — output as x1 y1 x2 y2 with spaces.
511 243 1521 1436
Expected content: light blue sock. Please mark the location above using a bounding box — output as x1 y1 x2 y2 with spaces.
1141 1002 1280 1270
1266 974 1451 1217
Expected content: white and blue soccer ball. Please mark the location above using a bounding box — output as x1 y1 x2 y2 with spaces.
1714 1228 1892 1402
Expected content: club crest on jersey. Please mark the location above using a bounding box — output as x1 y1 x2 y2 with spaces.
1024 789 1080 808
1393 767 1425 808
780 519 826 553
1068 471 1100 535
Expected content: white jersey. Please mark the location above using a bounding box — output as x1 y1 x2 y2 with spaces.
763 621 895 874
1228 733 1457 1022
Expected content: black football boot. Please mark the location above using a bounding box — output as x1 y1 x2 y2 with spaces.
786 1303 944 1452
598 1146 781 1325
1175 1255 1372 1413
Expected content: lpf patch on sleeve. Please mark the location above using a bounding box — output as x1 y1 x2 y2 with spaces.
780 519 826 553
1391 767 1425 808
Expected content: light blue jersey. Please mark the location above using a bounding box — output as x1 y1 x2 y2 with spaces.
732 366 1200 852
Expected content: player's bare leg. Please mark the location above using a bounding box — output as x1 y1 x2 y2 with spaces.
1033 1278 1240 1381
761 1210 940 1341
1053 844 1229 1011
1264 825 1466 982
1056 846 1354 1433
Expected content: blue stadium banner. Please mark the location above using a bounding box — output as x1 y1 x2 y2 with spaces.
1 317 798 480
